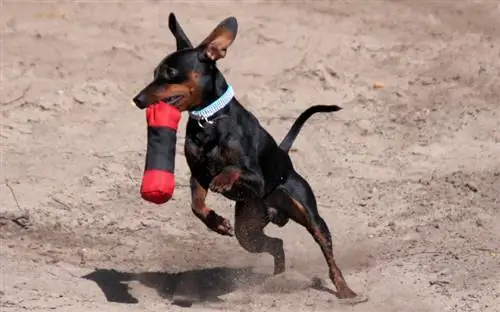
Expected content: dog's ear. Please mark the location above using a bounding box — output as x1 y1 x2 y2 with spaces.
168 13 193 50
197 16 238 61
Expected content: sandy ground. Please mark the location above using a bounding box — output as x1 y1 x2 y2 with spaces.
1 1 500 311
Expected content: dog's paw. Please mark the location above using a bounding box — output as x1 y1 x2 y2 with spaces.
213 217 234 237
209 179 233 193
205 210 234 237
209 170 240 193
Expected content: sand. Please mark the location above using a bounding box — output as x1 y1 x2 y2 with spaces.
1 1 499 311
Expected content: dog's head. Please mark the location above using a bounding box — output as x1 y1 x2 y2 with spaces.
132 13 238 111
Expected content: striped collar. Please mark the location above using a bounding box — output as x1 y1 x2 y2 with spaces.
189 85 234 121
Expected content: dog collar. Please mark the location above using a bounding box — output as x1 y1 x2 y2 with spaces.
189 85 234 121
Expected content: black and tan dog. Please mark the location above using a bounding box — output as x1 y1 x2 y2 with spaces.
133 13 364 302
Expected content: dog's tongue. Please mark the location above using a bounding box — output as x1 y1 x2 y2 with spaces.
140 101 181 204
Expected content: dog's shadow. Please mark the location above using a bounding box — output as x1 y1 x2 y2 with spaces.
82 266 268 306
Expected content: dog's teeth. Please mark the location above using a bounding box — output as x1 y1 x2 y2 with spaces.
131 100 136 106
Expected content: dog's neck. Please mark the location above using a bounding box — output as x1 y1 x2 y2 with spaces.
189 76 234 122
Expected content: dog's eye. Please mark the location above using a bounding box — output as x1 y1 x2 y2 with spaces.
164 67 178 79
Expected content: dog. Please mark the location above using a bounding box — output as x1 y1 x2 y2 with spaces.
133 13 363 301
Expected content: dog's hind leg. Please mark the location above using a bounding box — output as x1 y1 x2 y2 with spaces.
265 171 364 302
234 199 285 275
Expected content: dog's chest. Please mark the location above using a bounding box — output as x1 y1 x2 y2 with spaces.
185 134 228 176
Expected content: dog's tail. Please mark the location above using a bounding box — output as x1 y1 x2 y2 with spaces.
279 105 342 153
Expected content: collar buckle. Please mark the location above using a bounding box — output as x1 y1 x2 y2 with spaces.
197 116 214 129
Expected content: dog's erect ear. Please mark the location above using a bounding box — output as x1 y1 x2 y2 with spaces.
168 13 193 50
197 16 238 61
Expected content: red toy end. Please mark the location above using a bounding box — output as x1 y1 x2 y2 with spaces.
146 101 181 129
140 170 175 204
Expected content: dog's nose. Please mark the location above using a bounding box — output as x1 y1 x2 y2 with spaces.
133 93 148 109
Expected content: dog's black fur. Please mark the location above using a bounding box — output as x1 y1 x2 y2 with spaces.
132 13 362 300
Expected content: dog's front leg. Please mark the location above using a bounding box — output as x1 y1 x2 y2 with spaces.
190 175 234 236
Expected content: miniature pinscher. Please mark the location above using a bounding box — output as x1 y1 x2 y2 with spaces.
133 13 363 301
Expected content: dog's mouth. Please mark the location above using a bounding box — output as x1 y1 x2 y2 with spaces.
163 94 184 106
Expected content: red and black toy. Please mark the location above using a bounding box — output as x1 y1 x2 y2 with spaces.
140 101 181 204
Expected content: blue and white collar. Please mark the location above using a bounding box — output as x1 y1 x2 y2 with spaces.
189 85 234 121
